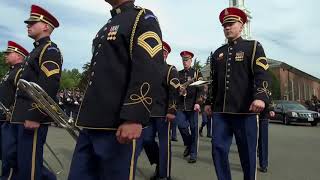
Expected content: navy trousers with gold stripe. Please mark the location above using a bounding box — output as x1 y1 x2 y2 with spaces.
176 111 199 160
200 112 213 137
258 118 268 169
212 113 258 180
68 129 142 180
11 124 56 180
142 117 172 179
1 122 18 179
171 120 177 140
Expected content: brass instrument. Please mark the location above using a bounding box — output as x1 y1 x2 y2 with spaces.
0 101 11 120
0 102 10 114
179 78 212 97
17 79 79 140
0 101 64 174
179 77 197 96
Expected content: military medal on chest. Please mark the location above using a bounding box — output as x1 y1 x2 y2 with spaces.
235 51 244 61
218 53 224 60
107 25 120 40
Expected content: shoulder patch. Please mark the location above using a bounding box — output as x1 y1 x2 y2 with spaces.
144 13 158 21
47 46 60 53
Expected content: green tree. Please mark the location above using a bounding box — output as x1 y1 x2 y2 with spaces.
205 53 213 65
269 71 281 100
193 58 203 70
60 68 82 89
78 62 91 91
0 52 9 79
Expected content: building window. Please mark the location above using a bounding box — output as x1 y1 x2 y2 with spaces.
289 80 294 101
298 82 301 101
294 80 299 101
306 84 310 100
304 82 307 100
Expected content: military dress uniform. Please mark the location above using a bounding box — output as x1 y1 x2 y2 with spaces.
71 91 82 120
209 7 271 180
68 2 165 180
69 91 77 120
199 88 213 138
9 5 62 180
63 90 74 118
176 51 203 163
199 111 213 137
258 102 274 173
57 91 65 111
0 41 28 179
142 41 179 180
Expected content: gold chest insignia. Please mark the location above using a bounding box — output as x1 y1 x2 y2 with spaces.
107 25 119 41
235 51 244 61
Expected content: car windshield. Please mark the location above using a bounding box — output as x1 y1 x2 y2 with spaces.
282 103 307 110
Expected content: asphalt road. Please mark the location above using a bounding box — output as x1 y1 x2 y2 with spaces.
35 120 320 180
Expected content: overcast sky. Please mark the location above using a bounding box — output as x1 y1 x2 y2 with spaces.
1 0 319 78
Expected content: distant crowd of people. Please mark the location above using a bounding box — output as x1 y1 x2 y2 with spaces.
56 88 84 121
305 95 320 112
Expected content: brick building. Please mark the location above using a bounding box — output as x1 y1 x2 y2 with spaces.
268 59 320 102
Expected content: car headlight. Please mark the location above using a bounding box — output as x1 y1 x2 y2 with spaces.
291 112 298 117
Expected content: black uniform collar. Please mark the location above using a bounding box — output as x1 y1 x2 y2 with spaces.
110 1 134 17
33 36 51 47
10 63 23 69
183 67 193 72
228 36 243 46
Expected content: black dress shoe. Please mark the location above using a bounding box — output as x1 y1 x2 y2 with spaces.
150 165 160 180
150 176 158 180
183 147 190 157
171 138 178 142
259 167 268 173
158 178 170 180
188 158 197 163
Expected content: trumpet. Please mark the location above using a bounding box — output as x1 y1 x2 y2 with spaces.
17 79 79 140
